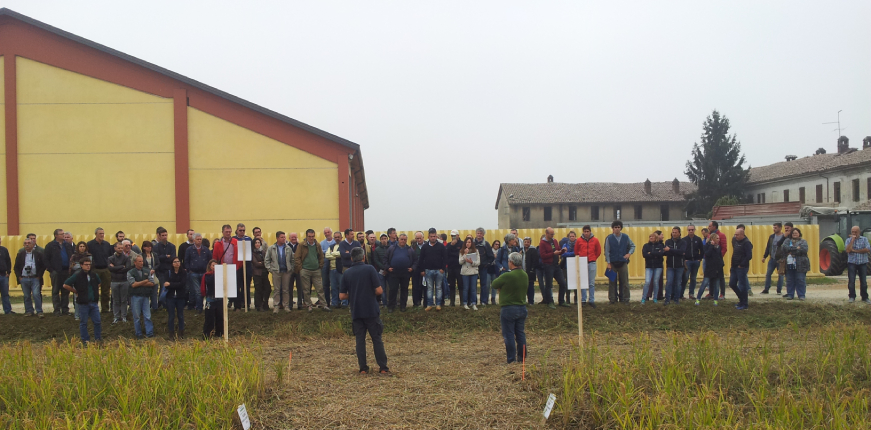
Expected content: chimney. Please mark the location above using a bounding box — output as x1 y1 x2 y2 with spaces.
863 136 870 149
785 155 797 161
547 175 554 183
644 179 652 194
672 178 680 194
838 136 849 154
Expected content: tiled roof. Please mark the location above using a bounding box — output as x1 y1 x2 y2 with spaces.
495 181 695 209
747 149 871 185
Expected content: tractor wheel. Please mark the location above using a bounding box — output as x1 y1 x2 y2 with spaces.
819 238 846 276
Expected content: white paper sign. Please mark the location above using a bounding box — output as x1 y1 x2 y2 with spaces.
543 393 557 419
214 264 238 298
237 404 251 430
237 240 252 262
566 256 589 290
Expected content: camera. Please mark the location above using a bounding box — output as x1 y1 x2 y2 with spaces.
24 266 33 275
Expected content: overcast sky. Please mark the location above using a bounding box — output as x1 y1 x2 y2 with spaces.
7 0 870 230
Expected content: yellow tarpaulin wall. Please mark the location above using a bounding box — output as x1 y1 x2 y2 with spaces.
1 225 820 288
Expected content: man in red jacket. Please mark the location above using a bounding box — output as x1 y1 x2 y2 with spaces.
212 224 243 309
707 220 728 300
538 227 564 310
574 225 601 308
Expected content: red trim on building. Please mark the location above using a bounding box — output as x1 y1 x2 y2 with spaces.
173 88 189 233
3 54 19 235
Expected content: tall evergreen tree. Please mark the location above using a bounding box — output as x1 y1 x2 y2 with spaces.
684 110 750 216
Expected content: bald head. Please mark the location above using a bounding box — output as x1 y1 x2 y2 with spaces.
735 228 745 240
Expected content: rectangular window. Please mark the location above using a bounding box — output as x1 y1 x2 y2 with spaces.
522 207 530 221
634 205 643 220
544 206 552 222
868 178 871 200
816 184 823 203
762 193 766 203
834 181 841 203
568 206 577 221
799 187 805 203
614 205 622 220
783 189 789 202
853 179 860 202
660 204 670 221
591 206 599 221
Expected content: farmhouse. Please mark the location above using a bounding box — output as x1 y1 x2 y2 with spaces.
0 8 368 236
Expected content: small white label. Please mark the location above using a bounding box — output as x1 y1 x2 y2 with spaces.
543 393 557 419
237 404 251 430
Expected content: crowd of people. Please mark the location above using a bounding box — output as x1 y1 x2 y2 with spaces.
0 221 867 356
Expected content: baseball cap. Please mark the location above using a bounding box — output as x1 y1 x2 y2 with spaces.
450 230 459 236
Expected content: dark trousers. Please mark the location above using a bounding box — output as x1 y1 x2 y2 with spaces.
527 273 536 304
253 272 272 310
542 265 563 304
719 272 727 298
608 263 630 303
387 272 410 310
559 267 577 304
536 269 545 303
446 266 461 306
322 264 332 306
353 317 388 372
203 299 224 338
51 270 71 313
411 272 423 307
291 273 303 309
166 296 185 333
94 268 111 312
729 267 749 306
233 268 252 310
847 263 868 300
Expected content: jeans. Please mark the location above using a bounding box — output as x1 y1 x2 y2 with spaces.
665 267 685 302
764 258 784 293
110 282 129 320
187 272 204 311
330 270 348 307
847 263 868 300
642 268 662 301
76 302 101 344
785 269 807 299
353 317 388 372
684 261 700 296
462 274 478 306
729 267 750 306
0 276 10 314
20 278 43 314
697 277 720 300
581 261 596 303
478 269 491 305
425 270 444 307
387 272 410 310
130 295 154 337
166 296 186 333
500 305 528 363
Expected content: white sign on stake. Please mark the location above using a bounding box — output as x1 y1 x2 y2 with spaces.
215 264 238 298
237 404 251 430
566 256 589 290
237 240 252 262
543 393 557 420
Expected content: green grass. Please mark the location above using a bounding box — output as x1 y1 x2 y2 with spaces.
0 339 265 429
531 323 871 429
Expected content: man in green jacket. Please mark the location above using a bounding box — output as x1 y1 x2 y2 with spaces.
492 252 528 364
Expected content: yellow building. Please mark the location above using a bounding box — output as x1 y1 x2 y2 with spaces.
0 8 368 237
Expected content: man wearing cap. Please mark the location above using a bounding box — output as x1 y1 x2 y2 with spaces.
445 230 463 306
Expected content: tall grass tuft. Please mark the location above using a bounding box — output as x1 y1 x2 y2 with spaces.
535 323 871 428
0 340 265 429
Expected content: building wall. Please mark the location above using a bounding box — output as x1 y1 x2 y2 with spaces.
0 56 6 235
744 165 870 208
500 200 687 229
16 57 176 235
187 107 339 236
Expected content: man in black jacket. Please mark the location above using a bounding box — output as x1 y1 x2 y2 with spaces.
522 237 540 305
417 228 447 311
445 230 463 307
87 228 115 313
15 238 46 318
44 228 74 316
474 227 495 306
681 225 704 299
730 228 753 310
761 222 788 294
0 237 13 315
62 260 102 345
386 234 415 312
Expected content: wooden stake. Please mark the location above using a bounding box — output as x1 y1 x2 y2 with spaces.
242 240 248 313
223 263 229 343
576 256 583 350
